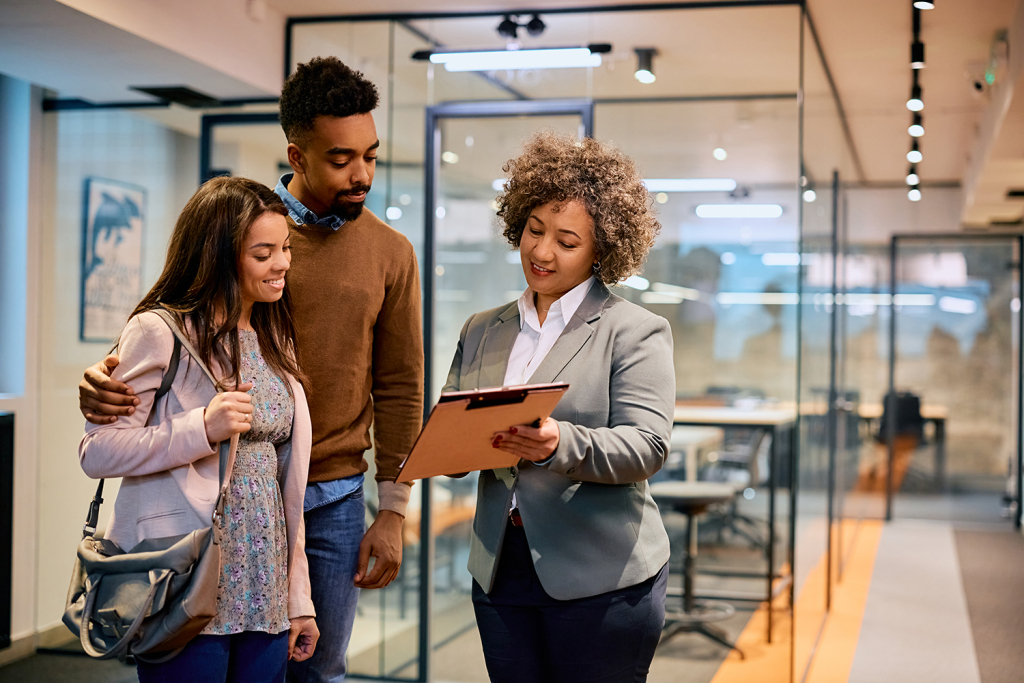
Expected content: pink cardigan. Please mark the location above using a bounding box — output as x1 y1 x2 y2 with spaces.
79 311 315 619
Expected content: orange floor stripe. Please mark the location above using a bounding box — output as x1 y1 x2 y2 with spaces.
710 519 884 683
804 520 883 683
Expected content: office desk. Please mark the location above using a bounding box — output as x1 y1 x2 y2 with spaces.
669 426 725 482
672 405 797 642
798 402 949 489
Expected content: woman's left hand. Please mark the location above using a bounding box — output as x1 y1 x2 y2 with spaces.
288 616 320 662
492 418 560 462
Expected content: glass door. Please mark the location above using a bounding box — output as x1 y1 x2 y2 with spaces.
416 100 592 683
887 236 1023 527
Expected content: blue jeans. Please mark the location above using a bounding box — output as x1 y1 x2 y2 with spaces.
288 487 365 683
136 631 288 683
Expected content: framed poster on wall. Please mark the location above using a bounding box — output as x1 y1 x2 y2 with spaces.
80 177 146 342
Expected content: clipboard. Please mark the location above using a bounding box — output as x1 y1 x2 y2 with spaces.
396 382 569 482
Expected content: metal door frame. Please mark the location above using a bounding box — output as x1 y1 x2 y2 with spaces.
886 233 1024 528
417 98 594 682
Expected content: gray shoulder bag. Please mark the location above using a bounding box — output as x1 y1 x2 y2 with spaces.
63 309 235 662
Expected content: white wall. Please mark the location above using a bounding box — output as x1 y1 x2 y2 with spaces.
0 76 43 656
847 186 962 244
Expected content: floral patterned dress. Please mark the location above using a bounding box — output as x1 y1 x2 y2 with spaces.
203 329 293 635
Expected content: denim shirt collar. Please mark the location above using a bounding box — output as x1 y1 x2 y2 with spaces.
275 174 345 231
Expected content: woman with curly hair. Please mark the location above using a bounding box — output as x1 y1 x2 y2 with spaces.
443 131 673 682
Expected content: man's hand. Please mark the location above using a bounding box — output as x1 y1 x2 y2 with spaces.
354 509 404 589
288 616 319 662
79 355 139 425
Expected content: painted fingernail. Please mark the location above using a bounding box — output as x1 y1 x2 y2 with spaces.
510 427 518 435
492 440 500 448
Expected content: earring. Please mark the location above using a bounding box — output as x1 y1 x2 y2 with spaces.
592 262 601 273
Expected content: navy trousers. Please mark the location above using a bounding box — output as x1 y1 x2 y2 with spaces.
472 520 667 683
136 630 288 683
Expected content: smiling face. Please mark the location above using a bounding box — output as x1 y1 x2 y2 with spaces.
238 211 291 308
519 200 598 303
287 112 378 220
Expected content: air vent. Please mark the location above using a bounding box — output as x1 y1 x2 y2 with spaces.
130 86 220 108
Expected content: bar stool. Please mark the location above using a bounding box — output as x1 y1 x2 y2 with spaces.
650 481 745 658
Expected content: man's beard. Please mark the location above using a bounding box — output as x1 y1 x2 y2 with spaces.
330 184 371 221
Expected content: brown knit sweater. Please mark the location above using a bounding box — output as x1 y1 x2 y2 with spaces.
286 209 423 500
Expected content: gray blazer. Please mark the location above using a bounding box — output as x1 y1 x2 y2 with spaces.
443 281 674 600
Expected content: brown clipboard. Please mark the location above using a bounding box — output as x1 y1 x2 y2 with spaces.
395 382 569 482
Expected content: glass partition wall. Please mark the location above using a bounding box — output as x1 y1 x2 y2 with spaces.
888 236 1023 526
290 5 813 681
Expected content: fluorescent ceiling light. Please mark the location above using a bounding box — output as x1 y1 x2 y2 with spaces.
717 292 799 305
643 179 737 192
641 292 683 305
761 253 801 267
938 296 977 314
651 282 701 300
695 204 783 218
429 47 602 72
623 275 650 290
894 293 935 306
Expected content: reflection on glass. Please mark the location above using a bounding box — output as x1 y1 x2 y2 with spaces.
892 240 1019 523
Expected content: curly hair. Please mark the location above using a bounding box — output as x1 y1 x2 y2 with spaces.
279 56 379 146
497 132 660 285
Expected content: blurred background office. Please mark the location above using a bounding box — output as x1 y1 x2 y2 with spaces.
1 1 1023 682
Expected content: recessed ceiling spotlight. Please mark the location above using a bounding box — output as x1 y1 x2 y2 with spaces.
911 41 926 69
914 0 935 9
803 189 817 203
634 48 657 84
907 83 923 111
907 140 923 164
525 14 546 37
908 186 922 201
497 14 518 39
906 166 919 185
908 112 925 137
713 147 728 161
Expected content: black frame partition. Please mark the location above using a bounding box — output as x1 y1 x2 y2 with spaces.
0 412 12 651
199 112 281 184
418 98 594 682
886 233 1024 527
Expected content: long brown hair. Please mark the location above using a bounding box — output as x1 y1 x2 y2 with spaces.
130 176 304 391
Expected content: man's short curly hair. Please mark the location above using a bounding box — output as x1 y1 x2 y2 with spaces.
279 57 379 146
497 132 660 285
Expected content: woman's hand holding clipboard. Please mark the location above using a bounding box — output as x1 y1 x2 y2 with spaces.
395 383 569 482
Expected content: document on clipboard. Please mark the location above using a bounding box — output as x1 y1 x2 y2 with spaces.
395 382 569 482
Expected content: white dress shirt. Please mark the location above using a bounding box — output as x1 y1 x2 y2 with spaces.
503 276 595 510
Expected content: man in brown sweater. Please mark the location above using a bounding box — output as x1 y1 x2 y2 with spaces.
79 57 423 682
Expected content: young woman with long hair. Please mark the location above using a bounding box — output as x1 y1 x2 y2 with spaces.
79 176 318 682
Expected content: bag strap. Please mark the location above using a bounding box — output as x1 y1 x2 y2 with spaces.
78 570 174 660
148 308 237 500
82 334 181 539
